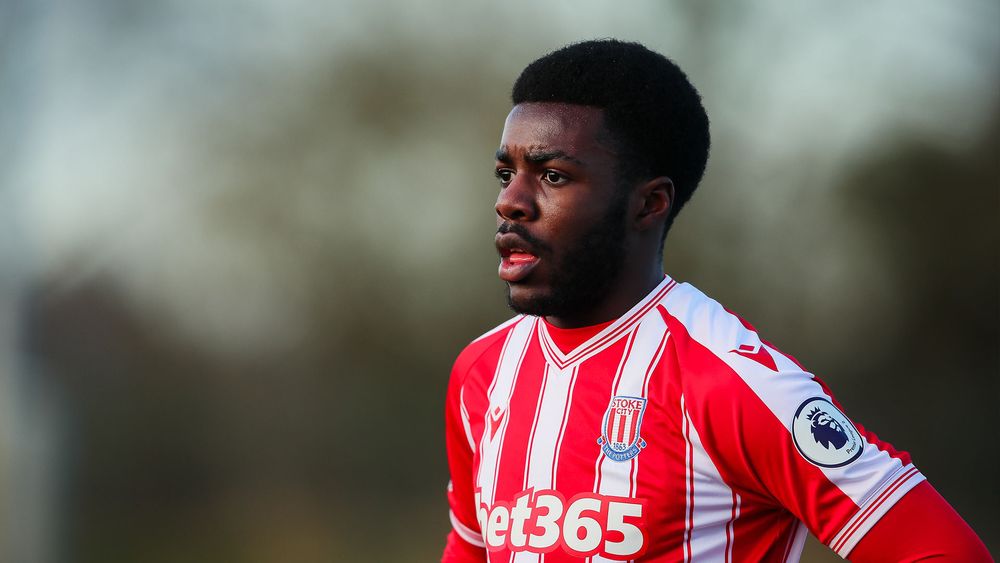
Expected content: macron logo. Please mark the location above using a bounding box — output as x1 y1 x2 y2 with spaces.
489 406 506 440
730 343 778 372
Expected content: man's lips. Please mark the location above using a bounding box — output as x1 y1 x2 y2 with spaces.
496 233 541 283
499 251 539 283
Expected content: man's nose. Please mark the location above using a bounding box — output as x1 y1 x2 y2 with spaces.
495 175 537 222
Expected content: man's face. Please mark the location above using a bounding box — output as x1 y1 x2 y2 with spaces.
494 103 630 319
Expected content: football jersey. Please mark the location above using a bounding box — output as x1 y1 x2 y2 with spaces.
443 276 925 562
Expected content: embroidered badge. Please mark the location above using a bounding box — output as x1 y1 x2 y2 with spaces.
791 397 864 468
598 396 648 462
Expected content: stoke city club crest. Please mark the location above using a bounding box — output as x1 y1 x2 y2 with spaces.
598 396 648 462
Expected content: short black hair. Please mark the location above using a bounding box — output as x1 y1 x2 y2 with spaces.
512 39 710 236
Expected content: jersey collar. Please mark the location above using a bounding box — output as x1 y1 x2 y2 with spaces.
537 275 678 370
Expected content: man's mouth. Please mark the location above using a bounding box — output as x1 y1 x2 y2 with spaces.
496 233 542 283
499 248 540 282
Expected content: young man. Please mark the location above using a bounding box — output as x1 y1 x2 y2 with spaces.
442 40 989 562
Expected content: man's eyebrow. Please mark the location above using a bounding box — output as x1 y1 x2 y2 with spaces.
494 146 584 166
526 149 584 166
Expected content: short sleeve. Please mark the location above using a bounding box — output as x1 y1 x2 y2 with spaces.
661 293 925 558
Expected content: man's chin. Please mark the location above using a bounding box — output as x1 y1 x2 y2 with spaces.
505 284 558 317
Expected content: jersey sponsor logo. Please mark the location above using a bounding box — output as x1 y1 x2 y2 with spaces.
597 396 648 462
475 488 647 559
791 397 863 468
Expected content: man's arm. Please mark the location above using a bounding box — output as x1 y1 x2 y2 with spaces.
849 481 992 562
659 292 989 557
442 358 486 562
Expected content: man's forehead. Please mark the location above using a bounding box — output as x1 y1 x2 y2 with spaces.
503 102 605 132
498 103 614 160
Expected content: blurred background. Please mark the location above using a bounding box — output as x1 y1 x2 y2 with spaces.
1 0 997 561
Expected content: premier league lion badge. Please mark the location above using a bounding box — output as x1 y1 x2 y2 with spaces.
598 396 648 462
791 397 864 468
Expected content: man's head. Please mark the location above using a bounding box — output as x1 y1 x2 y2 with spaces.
495 40 709 325
512 39 710 234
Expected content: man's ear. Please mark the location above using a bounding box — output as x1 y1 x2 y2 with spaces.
634 176 674 232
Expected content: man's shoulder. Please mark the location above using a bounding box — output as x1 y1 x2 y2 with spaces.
451 315 529 382
660 280 745 342
661 280 794 371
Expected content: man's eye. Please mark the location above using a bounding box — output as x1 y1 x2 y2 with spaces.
495 169 513 185
543 170 568 185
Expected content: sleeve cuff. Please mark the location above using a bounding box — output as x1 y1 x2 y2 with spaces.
449 509 485 548
829 464 925 557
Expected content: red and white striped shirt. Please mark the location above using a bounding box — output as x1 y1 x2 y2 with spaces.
443 276 924 562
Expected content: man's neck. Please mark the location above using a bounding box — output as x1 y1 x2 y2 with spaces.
544 266 665 329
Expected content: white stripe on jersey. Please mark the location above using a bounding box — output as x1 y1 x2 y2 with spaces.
477 317 535 512
681 394 743 562
522 364 580 491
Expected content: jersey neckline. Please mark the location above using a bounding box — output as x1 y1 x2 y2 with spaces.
537 275 678 370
